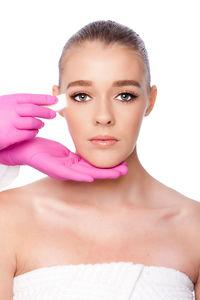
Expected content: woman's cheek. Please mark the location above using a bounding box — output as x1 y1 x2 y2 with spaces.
64 111 87 149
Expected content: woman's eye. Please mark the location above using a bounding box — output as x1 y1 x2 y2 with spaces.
116 92 138 102
70 93 90 102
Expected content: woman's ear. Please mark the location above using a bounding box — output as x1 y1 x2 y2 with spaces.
145 85 157 116
52 84 60 97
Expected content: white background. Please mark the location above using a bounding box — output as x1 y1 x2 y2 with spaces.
0 0 199 201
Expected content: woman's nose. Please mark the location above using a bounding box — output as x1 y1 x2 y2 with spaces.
93 97 115 126
96 119 112 125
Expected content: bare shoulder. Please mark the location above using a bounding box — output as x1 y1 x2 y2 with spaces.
153 178 200 218
0 177 64 224
181 195 200 243
0 188 22 225
0 187 30 221
168 189 200 285
0 183 38 240
186 197 200 284
161 183 200 232
164 185 200 287
0 180 45 235
0 188 23 281
0 187 31 239
172 190 200 229
183 197 200 296
0 184 39 275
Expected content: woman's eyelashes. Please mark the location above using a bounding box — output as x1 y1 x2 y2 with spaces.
69 91 138 104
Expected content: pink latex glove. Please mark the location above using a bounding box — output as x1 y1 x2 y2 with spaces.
0 93 58 150
0 137 128 182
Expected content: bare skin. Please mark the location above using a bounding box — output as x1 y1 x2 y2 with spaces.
1 169 200 288
1 40 199 296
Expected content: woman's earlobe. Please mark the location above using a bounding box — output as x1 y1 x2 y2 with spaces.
52 85 60 96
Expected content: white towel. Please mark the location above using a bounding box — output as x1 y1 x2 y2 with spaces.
13 262 194 300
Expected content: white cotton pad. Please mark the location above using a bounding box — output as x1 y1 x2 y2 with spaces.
43 94 68 111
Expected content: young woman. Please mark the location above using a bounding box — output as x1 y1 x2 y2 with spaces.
0 20 199 299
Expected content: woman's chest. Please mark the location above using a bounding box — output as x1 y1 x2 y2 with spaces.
14 203 199 284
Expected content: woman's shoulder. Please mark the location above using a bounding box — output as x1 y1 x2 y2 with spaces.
179 194 200 239
0 187 29 238
182 197 200 288
0 180 43 229
160 183 200 230
181 195 200 242
0 181 48 280
153 178 200 212
152 178 200 241
0 189 19 294
0 187 23 218
0 177 69 223
167 189 200 264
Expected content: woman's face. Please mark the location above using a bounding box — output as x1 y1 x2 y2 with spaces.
54 41 157 168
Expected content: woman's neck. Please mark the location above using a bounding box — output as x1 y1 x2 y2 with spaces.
60 146 154 208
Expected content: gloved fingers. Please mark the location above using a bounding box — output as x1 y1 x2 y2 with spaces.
59 154 126 180
43 162 94 182
15 93 58 106
13 115 45 130
15 103 56 119
69 163 121 179
10 129 39 143
77 159 128 176
110 161 128 175
28 153 94 182
56 166 94 182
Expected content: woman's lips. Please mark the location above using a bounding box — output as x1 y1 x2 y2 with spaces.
90 139 118 147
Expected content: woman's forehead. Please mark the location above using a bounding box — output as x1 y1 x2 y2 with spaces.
64 42 143 64
63 48 144 75
60 42 147 89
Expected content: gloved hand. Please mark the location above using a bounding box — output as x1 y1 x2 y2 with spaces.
0 93 58 150
0 137 128 182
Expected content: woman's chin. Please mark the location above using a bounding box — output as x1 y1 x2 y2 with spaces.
87 162 118 168
78 155 122 168
74 149 125 168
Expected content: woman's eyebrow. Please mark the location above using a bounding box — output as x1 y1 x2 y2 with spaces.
66 79 141 89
